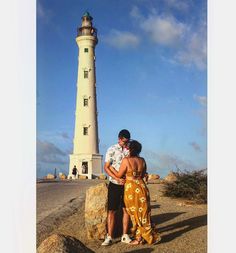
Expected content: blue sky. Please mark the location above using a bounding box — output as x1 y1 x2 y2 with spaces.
37 0 207 178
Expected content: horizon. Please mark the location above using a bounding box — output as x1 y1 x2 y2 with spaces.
37 0 207 179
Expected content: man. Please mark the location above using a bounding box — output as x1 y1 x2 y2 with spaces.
101 129 132 246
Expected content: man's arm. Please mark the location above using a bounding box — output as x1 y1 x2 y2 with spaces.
104 161 117 179
104 147 116 179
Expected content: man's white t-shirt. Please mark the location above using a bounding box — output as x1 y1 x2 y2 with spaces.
105 143 129 185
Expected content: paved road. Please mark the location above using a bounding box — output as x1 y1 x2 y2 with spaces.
37 180 101 223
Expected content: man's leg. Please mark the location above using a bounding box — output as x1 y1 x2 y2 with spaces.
122 208 129 235
102 182 117 245
120 189 132 243
107 210 116 238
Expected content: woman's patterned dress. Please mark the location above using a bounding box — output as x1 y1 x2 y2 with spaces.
124 160 161 244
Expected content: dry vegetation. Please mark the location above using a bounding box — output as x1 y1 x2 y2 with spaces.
163 169 207 203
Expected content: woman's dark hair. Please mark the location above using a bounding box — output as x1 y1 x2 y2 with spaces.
118 129 131 139
128 140 142 157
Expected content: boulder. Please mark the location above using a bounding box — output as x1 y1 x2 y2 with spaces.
98 174 107 180
59 173 67 180
85 182 108 240
148 174 160 181
46 174 55 180
164 172 178 183
79 175 87 180
37 234 94 253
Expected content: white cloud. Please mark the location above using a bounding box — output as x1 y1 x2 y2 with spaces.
37 139 67 164
140 15 187 46
38 130 72 143
189 141 202 152
142 149 197 171
61 132 70 139
194 94 207 107
103 29 140 49
130 5 144 20
164 0 190 12
193 95 207 136
175 30 207 70
129 6 206 70
37 2 45 19
37 1 54 24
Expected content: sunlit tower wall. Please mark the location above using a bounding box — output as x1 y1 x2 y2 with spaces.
69 12 103 179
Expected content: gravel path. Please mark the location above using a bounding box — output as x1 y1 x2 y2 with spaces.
37 181 207 253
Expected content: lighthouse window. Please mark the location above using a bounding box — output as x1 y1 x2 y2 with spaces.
84 71 88 78
84 98 88 106
84 48 89 53
83 127 88 135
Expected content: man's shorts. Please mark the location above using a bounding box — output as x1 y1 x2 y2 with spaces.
108 182 125 211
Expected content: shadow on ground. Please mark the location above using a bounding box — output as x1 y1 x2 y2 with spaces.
152 212 185 226
151 204 161 209
126 248 154 253
156 214 207 243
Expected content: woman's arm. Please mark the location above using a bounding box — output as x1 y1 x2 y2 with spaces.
141 158 147 178
108 158 128 178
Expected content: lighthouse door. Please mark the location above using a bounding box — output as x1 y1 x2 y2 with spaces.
81 162 88 174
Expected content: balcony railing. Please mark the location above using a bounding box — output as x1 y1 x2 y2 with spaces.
77 27 97 38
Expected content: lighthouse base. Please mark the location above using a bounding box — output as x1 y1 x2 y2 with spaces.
68 153 103 179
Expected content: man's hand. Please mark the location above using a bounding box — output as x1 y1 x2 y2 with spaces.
117 178 126 185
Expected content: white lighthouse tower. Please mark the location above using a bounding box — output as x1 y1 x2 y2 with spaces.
69 12 103 179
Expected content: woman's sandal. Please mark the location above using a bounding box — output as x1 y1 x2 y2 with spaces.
153 234 161 245
129 237 143 245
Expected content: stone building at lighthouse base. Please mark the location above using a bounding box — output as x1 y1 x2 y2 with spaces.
68 154 103 179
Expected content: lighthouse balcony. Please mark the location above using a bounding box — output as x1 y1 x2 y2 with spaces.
77 27 97 38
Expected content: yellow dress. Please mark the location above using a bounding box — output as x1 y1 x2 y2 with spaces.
124 163 161 244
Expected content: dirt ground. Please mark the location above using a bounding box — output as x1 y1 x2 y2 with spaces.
38 182 207 253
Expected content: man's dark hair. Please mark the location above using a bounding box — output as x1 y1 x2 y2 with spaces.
128 140 142 157
118 129 131 139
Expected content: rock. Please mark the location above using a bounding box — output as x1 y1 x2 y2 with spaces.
79 175 87 180
46 174 55 180
85 182 108 240
148 174 160 180
177 200 195 207
98 174 107 180
59 173 67 180
37 234 94 253
164 172 178 183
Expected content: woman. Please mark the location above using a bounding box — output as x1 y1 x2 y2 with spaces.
108 140 161 245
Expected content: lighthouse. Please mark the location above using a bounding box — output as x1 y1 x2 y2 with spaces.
69 12 103 179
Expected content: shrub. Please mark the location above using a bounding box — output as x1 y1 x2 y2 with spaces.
163 169 207 203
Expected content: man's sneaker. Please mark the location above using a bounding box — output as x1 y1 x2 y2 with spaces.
121 234 132 244
101 234 113 246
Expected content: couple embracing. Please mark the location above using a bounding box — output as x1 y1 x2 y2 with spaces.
102 129 161 246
